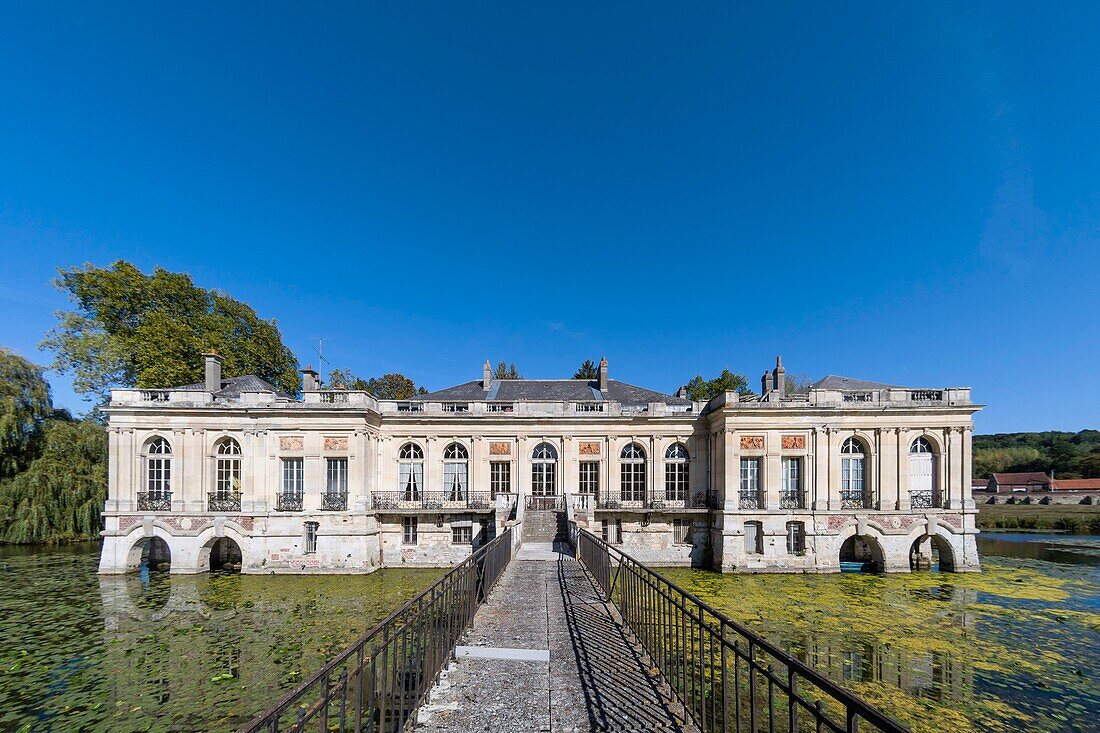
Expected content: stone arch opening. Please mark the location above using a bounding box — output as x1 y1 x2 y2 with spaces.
207 537 243 572
126 536 172 573
909 534 957 572
839 534 885 573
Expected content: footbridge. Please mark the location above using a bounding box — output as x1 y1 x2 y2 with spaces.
240 514 908 733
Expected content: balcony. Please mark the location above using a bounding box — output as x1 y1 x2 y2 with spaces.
909 490 941 509
840 490 872 510
137 491 172 511
595 492 715 511
371 491 493 512
779 491 804 510
208 491 242 512
738 490 763 510
275 493 304 512
320 491 348 511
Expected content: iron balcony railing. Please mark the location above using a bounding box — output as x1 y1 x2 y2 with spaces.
372 491 493 511
276 492 304 512
137 491 172 511
908 490 941 509
573 527 908 733
208 491 242 512
840 490 872 510
320 491 349 511
738 489 763 510
238 527 517 733
596 492 715 510
779 491 804 510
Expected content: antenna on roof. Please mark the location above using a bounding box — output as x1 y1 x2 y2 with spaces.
311 337 331 373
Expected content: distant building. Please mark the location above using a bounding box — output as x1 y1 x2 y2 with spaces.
985 472 1051 493
976 472 1100 504
97 354 982 575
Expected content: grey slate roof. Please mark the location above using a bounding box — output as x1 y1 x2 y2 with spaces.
175 375 292 399
411 379 692 406
809 375 902 391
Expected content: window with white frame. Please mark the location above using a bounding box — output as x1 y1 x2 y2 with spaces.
578 461 600 495
744 521 763 554
909 436 937 507
215 438 242 498
781 457 802 508
739 457 761 508
326 458 348 496
841 437 867 506
786 521 806 554
452 525 472 545
673 518 694 545
490 461 511 497
282 458 304 497
665 443 689 500
620 443 646 502
304 522 318 554
531 442 558 497
145 436 172 498
602 518 622 544
443 443 469 501
402 517 418 545
398 442 424 500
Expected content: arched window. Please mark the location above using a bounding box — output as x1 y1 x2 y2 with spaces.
444 442 469 501
909 437 938 507
214 438 242 499
840 437 868 508
398 442 423 500
143 436 172 504
531 442 557 497
664 443 689 501
621 443 647 502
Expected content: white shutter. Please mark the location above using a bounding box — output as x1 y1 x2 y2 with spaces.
910 453 933 493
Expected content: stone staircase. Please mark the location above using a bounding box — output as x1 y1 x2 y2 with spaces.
522 510 567 544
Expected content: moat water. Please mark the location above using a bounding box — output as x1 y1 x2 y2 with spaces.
1 538 1097 733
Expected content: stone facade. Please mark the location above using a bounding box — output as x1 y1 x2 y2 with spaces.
98 355 981 574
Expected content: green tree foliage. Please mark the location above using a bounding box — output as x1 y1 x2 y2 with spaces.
973 430 1100 479
0 348 53 478
784 372 814 394
325 369 427 399
0 417 106 544
573 359 598 380
42 261 300 403
494 362 522 380
684 369 753 402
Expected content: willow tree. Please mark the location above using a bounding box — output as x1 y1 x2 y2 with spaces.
42 261 301 403
0 348 52 478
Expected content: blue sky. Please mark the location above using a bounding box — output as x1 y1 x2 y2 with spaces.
1 2 1098 434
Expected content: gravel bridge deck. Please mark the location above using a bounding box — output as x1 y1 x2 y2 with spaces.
415 541 697 733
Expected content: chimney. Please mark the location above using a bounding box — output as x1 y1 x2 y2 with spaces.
761 370 770 396
676 385 688 399
300 365 320 392
203 351 223 393
598 356 609 392
773 355 786 398
482 360 493 389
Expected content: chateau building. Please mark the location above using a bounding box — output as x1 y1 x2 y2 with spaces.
98 354 982 575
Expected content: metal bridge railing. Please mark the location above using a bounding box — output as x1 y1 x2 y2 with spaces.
572 526 908 733
239 526 519 733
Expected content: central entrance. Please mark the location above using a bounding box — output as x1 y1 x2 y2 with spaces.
530 442 559 509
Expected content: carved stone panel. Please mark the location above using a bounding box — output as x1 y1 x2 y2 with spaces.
324 437 349 451
740 436 764 450
489 442 511 456
781 435 805 450
280 436 304 451
579 442 601 455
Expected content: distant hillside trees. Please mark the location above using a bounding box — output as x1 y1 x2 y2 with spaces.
973 431 1100 479
0 348 106 544
684 369 753 402
42 260 301 402
326 369 428 399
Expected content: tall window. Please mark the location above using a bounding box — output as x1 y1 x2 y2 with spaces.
841 437 867 508
578 461 600 495
739 457 761 509
786 521 806 554
744 521 763 554
303 522 318 554
443 443 469 501
326 458 348 495
398 443 423 500
673 518 694 545
145 436 172 499
402 517 418 545
664 443 689 500
215 438 242 498
602 518 622 544
781 457 802 508
280 458 304 510
909 437 937 507
620 443 646 502
531 443 558 497
490 462 511 497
